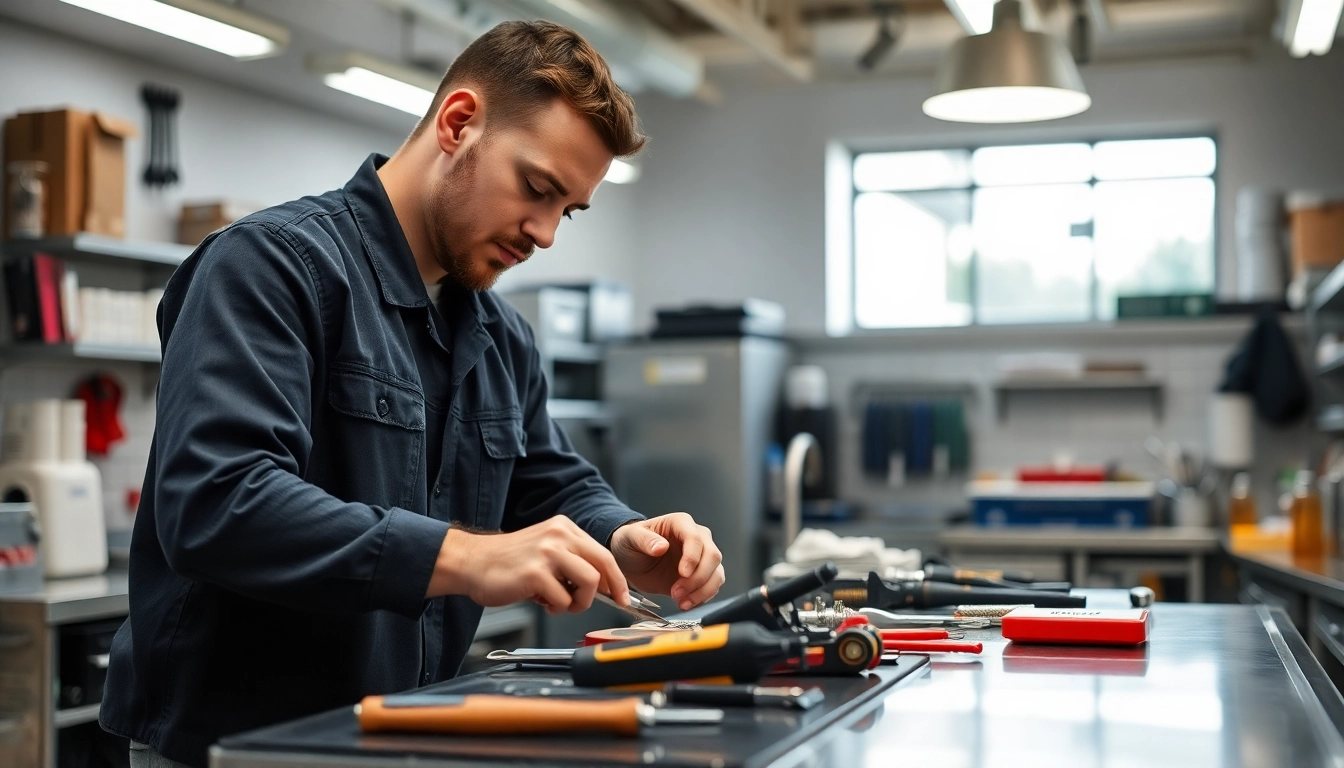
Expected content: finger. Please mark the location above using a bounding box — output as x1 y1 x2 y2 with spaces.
528 568 572 616
675 523 705 580
680 564 726 609
568 527 630 606
674 540 723 609
620 524 669 558
554 552 601 613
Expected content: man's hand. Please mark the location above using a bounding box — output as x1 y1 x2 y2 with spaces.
609 513 725 611
427 517 630 615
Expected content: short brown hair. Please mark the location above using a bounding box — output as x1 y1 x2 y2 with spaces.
411 21 646 157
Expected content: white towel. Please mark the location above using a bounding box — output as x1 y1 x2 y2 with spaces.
763 528 921 584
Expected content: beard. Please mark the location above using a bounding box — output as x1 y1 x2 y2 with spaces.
426 142 534 292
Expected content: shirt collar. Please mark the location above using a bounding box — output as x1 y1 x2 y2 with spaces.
344 154 494 325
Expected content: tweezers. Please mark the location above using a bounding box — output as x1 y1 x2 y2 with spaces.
595 590 670 626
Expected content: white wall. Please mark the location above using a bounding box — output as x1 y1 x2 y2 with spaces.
631 47 1344 335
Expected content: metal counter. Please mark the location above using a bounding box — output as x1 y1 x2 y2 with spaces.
210 600 1344 768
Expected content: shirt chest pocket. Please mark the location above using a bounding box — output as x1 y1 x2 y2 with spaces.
467 412 526 530
327 366 425 510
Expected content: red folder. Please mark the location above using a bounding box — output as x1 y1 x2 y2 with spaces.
32 253 67 344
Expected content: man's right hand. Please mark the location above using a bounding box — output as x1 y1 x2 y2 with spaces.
425 517 630 614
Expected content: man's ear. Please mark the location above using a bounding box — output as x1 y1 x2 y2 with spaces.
434 88 482 157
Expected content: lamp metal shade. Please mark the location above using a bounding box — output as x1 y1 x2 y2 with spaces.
924 0 1090 123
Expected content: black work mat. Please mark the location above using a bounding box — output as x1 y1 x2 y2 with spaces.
216 657 929 768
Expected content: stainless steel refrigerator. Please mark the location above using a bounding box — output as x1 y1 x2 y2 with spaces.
605 337 790 595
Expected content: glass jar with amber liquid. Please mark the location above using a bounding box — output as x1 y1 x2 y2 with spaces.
1229 472 1256 529
1292 470 1324 560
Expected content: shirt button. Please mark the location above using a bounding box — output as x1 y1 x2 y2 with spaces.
433 482 441 497
376 398 389 417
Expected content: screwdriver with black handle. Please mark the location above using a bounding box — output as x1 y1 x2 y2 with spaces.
830 572 1086 610
919 564 1073 592
697 562 840 631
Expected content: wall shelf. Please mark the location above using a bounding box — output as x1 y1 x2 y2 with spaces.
1319 405 1344 433
850 381 977 415
992 378 1165 422
547 399 607 421
1311 260 1344 315
0 343 161 364
52 704 100 730
1319 350 1344 377
2 233 192 268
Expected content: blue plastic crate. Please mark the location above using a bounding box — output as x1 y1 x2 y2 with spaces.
969 481 1153 528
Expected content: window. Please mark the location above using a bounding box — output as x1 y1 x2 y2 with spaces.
845 137 1217 329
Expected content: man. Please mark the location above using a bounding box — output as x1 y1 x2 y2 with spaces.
100 20 725 768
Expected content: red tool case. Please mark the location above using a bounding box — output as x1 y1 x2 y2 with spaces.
1000 608 1150 645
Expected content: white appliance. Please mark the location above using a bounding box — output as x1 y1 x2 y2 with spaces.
0 400 107 577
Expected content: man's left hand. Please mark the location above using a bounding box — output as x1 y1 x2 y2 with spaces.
610 513 725 611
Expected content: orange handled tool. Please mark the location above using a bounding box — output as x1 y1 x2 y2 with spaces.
882 640 982 654
356 694 722 736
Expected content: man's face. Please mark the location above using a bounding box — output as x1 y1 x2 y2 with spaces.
427 99 612 291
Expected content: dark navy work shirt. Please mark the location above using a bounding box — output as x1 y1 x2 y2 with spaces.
100 155 640 767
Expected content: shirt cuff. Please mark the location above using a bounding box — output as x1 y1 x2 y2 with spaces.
593 508 646 548
368 507 451 618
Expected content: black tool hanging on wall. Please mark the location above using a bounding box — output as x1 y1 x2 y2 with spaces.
140 83 181 188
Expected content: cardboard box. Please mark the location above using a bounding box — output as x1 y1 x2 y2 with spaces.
3 108 137 240
1291 202 1344 276
178 200 260 245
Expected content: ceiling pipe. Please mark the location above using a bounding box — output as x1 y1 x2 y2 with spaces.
376 0 707 99
664 0 815 81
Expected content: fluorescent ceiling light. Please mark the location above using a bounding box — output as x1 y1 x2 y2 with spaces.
308 53 439 116
58 0 288 59
604 158 640 184
1282 0 1344 57
924 0 1090 123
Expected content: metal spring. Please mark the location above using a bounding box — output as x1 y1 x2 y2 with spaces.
952 604 1030 618
831 588 868 605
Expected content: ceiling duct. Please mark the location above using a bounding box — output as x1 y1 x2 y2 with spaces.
506 0 705 97
378 0 705 99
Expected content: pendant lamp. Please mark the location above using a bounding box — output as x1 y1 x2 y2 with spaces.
923 0 1090 123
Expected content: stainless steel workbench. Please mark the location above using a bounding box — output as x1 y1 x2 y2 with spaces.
210 594 1344 768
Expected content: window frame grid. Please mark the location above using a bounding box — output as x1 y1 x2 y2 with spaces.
848 134 1220 331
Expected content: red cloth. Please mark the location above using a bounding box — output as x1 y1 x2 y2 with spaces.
75 374 126 457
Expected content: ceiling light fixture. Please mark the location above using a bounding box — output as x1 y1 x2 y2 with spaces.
308 52 439 116
1280 0 1344 57
923 0 1090 123
57 0 288 59
942 0 997 34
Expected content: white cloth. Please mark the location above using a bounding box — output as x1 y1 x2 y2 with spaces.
764 528 921 584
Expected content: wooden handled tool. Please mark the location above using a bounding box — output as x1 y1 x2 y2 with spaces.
357 694 721 736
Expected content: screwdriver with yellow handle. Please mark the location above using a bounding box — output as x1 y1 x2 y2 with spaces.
356 694 723 736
